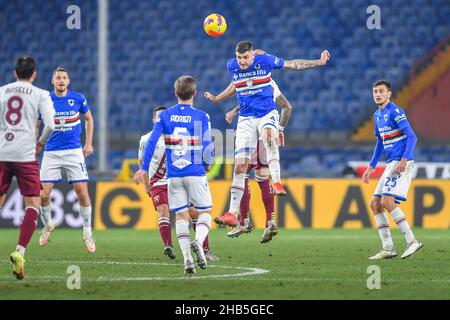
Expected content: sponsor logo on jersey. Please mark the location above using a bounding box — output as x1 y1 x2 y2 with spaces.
236 69 267 78
239 89 263 96
378 126 393 132
5 132 14 141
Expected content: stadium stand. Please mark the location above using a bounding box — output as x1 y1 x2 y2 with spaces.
1 0 449 175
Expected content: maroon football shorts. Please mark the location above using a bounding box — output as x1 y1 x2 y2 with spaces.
248 140 269 172
0 161 41 197
149 184 169 209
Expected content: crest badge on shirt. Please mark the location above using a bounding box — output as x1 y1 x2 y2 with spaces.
384 114 388 122
68 99 74 106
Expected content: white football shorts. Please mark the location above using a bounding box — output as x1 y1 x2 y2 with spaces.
374 160 415 202
40 148 89 184
168 176 212 214
234 109 279 159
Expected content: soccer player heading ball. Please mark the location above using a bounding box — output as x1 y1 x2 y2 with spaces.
207 41 330 227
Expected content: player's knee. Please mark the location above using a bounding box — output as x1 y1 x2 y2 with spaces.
234 163 248 174
381 197 395 211
73 184 88 197
175 210 190 221
263 128 276 144
370 198 382 213
40 192 51 205
157 205 170 218
188 206 199 219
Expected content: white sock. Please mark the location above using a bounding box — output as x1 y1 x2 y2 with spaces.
80 206 92 238
195 213 211 246
263 138 281 183
374 212 394 247
191 219 198 229
229 172 246 215
40 204 53 227
176 219 193 263
16 245 25 257
391 207 415 243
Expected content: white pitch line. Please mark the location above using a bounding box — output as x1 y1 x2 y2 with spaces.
1 276 449 284
0 260 270 282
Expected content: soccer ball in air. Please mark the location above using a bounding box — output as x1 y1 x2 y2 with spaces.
203 13 227 37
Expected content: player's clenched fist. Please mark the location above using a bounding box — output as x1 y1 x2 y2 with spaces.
320 50 331 65
203 91 216 103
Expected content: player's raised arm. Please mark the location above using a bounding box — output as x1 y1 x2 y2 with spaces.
204 82 236 104
283 50 331 71
83 110 94 157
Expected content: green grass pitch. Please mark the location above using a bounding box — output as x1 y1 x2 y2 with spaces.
0 228 449 299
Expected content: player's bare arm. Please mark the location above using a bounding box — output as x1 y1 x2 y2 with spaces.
35 119 42 140
283 50 331 71
275 93 293 147
395 157 408 174
204 82 236 104
133 159 143 185
362 166 374 184
225 106 239 124
83 110 94 157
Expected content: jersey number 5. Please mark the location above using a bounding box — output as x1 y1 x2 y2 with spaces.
173 126 189 157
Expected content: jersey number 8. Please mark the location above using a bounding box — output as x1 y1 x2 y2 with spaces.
5 96 24 126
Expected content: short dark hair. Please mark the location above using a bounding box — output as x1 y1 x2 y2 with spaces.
153 105 166 117
236 41 253 54
174 76 196 100
15 56 36 80
53 66 69 76
373 79 391 91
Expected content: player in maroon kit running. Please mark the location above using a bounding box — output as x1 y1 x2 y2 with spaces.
0 56 55 279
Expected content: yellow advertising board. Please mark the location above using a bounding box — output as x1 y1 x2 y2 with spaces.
94 179 450 230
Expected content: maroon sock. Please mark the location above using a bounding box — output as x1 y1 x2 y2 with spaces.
239 177 250 225
257 179 275 227
158 217 172 246
18 207 39 248
192 219 209 250
203 235 209 251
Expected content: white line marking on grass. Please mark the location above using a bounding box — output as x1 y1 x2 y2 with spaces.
284 235 449 240
0 260 269 282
